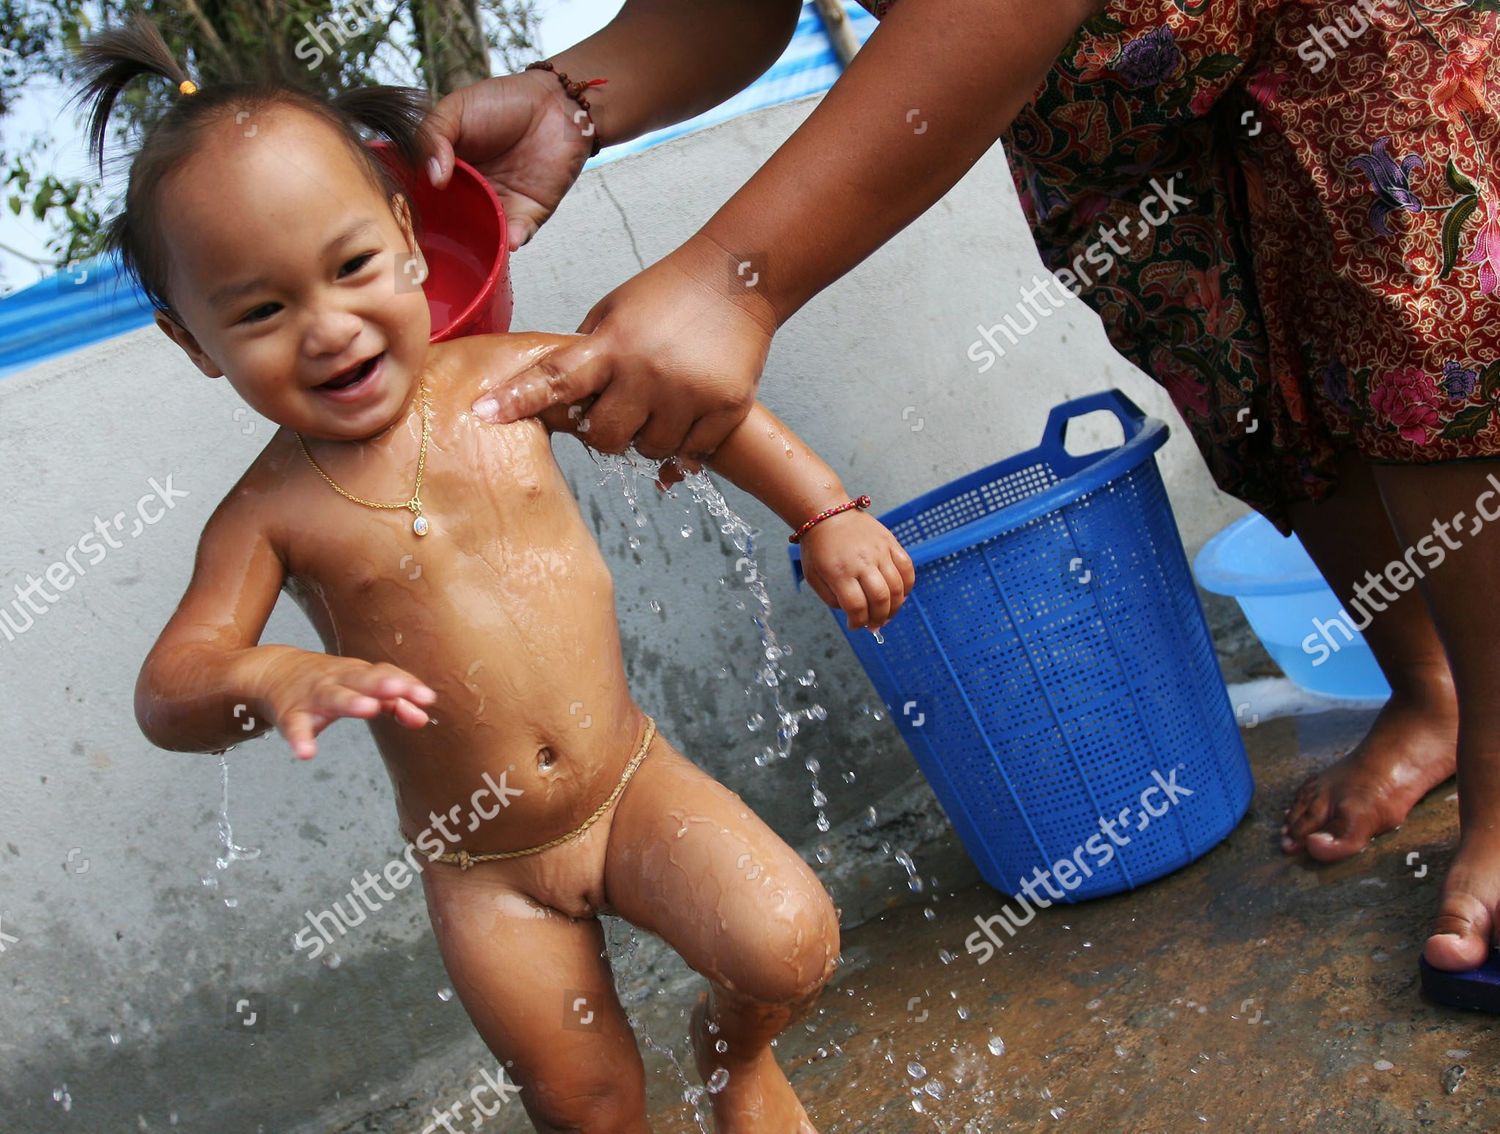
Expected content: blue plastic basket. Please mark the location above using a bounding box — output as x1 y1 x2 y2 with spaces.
790 390 1253 902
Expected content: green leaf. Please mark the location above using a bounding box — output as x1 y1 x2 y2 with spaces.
1192 54 1243 80
1467 0 1500 12
1444 403 1492 439
1441 195 1481 278
1481 360 1500 400
1449 403 1492 437
1082 12 1128 34
1447 157 1480 197
6 195 18 215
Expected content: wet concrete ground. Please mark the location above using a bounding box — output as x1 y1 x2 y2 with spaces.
636 708 1499 1132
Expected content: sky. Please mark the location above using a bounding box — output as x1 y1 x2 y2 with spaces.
0 0 625 295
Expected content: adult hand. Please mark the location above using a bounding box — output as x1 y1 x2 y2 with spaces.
471 234 778 464
419 68 596 251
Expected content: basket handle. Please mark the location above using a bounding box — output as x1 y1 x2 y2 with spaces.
1041 389 1148 457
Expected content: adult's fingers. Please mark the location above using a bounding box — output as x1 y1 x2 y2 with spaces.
680 405 753 463
633 407 698 461
472 337 611 423
418 91 463 189
572 381 652 454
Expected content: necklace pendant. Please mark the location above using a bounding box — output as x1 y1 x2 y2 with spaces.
413 514 430 537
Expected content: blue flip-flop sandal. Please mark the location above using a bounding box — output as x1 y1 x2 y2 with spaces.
1419 951 1500 1013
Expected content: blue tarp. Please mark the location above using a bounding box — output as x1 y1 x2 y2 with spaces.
0 254 158 378
0 1 875 379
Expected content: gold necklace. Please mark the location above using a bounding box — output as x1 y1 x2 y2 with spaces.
296 375 434 537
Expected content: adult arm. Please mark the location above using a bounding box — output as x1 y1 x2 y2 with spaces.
474 0 1106 460
421 0 805 247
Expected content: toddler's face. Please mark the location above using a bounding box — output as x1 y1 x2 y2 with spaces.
153 105 432 441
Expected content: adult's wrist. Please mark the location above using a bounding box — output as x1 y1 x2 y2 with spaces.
671 229 785 337
537 49 618 150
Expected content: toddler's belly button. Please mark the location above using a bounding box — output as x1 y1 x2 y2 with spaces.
537 745 556 771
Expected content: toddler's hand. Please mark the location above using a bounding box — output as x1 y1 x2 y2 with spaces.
255 650 437 761
798 512 916 632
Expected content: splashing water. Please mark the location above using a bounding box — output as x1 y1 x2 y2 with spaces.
604 917 713 1134
214 752 261 874
589 451 833 833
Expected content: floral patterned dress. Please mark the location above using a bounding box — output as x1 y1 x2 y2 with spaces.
853 0 1500 533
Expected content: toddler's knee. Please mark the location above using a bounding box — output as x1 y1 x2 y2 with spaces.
529 1068 647 1134
735 885 841 1005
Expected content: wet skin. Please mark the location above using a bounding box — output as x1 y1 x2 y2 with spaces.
134 106 912 1131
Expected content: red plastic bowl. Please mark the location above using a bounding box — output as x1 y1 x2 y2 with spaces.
369 142 512 342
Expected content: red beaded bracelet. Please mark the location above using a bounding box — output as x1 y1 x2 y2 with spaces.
525 61 607 157
789 495 873 543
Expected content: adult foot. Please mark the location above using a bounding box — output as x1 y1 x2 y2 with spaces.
690 990 818 1134
1281 681 1457 862
1425 834 1500 970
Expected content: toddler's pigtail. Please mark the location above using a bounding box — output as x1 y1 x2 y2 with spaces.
331 86 433 178
72 12 193 178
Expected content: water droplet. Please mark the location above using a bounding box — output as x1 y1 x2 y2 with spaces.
938 948 954 964
815 846 832 864
746 712 765 732
894 849 923 893
680 524 693 538
798 669 817 686
715 1039 728 1054
804 756 820 774
811 789 827 807
223 897 238 909
109 1032 121 1045
1050 1106 1067 1120
437 987 454 1002
907 1061 927 1080
707 1067 730 1093
987 1036 1006 1056
864 806 878 828
924 1079 946 1099
815 813 831 832
322 952 342 970
842 770 856 784
648 599 662 614
1374 1059 1394 1071
923 906 936 920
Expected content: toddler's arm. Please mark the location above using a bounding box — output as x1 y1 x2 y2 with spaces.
137 475 435 758
702 402 916 631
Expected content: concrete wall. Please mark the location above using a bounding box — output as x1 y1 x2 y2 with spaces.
0 95 1246 1130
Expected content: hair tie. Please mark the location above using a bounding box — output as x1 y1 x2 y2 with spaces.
178 79 199 96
